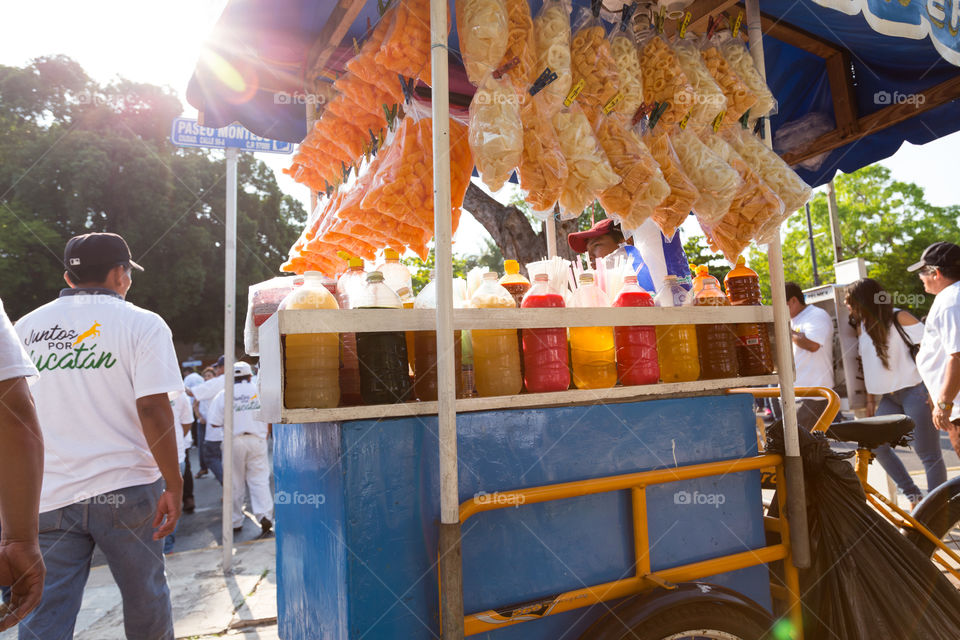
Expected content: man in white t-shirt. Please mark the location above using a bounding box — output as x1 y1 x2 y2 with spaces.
163 390 195 554
208 362 274 538
14 233 183 640
910 242 960 456
785 282 835 431
0 298 44 632
189 357 225 479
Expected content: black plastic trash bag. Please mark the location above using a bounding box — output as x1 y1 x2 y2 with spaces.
767 420 960 640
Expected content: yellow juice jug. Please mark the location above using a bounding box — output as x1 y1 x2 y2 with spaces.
470 272 522 397
569 273 617 389
280 271 340 408
653 275 700 383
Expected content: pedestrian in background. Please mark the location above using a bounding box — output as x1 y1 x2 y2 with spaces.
192 365 218 478
14 233 182 639
0 298 44 632
785 282 835 430
910 242 960 456
845 278 946 506
208 362 274 538
190 358 225 479
163 390 195 554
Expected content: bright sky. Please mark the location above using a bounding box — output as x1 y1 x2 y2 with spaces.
2 0 957 258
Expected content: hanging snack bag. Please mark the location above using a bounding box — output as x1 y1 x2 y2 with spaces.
719 34 777 120
701 37 757 123
519 98 568 215
719 125 812 242
333 73 399 119
609 24 645 119
375 0 437 86
345 14 405 103
645 132 699 238
499 0 536 89
698 131 784 262
596 114 669 232
469 74 523 192
552 104 620 219
457 0 509 85
670 126 741 225
638 29 695 127
672 37 727 127
570 7 620 123
531 0 572 116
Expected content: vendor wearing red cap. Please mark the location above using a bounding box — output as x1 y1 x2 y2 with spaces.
567 218 628 266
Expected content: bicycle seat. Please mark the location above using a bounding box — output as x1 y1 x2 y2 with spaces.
824 414 914 449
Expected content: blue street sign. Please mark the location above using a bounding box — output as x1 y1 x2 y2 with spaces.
170 117 294 154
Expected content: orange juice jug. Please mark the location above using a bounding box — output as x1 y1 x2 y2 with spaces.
653 276 700 382
693 266 740 380
280 271 340 408
470 272 522 397
723 257 773 376
336 258 366 406
569 273 617 390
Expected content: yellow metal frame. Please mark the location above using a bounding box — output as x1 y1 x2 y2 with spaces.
455 454 804 638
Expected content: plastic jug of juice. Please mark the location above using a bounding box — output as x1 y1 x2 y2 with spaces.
375 248 413 294
723 257 774 376
653 276 700 382
612 275 659 386
396 285 416 374
569 273 617 389
693 266 740 380
354 271 413 404
280 271 341 409
521 274 569 393
412 276 464 401
336 258 366 406
470 272 522 397
500 259 530 380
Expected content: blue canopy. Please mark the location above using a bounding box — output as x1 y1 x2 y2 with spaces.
186 0 960 186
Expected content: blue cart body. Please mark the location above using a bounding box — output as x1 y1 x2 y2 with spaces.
275 394 770 639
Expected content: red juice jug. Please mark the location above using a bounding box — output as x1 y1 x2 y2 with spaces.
612 275 660 385
520 274 569 393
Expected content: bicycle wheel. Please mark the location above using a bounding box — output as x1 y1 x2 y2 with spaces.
604 602 771 640
906 490 960 572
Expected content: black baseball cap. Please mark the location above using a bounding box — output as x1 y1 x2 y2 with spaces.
64 233 144 272
215 355 225 367
907 241 960 272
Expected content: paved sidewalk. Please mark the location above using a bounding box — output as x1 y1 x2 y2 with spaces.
2 538 277 640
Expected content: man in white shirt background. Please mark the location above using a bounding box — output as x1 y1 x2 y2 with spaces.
208 361 274 538
910 242 960 456
0 298 44 632
785 282 835 431
189 356 225 479
14 233 183 639
163 390 195 554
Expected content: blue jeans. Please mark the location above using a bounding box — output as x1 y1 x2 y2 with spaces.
163 462 186 554
873 382 947 502
19 479 174 640
203 440 224 484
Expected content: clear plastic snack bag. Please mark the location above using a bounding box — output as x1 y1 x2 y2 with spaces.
608 22 644 118
468 74 523 192
570 7 620 123
672 37 727 127
701 38 757 123
499 0 536 89
519 98 568 214
457 0 509 85
638 29 695 127
553 104 620 219
645 130 700 238
670 125 741 225
718 35 777 120
531 0 572 117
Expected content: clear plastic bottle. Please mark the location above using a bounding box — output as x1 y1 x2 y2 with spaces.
336 258 366 406
654 276 700 382
354 271 412 404
470 272 522 397
693 266 740 380
521 274 570 393
723 257 774 376
612 275 660 386
375 248 413 294
279 271 340 409
569 273 617 390
412 276 464 401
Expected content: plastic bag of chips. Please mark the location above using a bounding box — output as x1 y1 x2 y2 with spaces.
672 37 727 127
499 0 536 89
719 35 776 120
375 0 438 86
531 0 572 116
638 30 695 127
345 15 404 103
701 41 757 124
457 0 509 85
570 7 621 123
469 75 523 192
609 25 644 119
671 126 742 225
645 131 700 238
519 98 568 214
553 104 620 219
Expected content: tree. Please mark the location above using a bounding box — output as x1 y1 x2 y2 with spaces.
0 57 305 357
748 165 959 313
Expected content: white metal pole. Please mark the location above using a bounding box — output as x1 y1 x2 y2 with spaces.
223 146 238 573
745 0 810 568
545 216 558 259
429 0 464 636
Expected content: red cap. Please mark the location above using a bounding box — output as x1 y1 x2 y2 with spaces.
567 218 620 254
